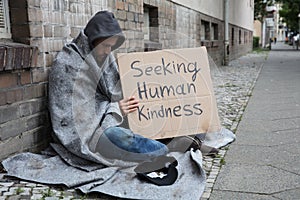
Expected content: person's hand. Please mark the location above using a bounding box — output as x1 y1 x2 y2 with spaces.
118 96 139 116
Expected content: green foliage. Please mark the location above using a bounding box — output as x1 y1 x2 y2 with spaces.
41 188 54 199
277 0 300 32
255 0 300 32
15 187 24 195
254 0 274 22
220 158 226 166
253 36 260 48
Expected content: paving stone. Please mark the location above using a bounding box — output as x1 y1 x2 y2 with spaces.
31 194 44 200
209 190 278 200
7 195 23 200
0 182 14 187
3 191 14 196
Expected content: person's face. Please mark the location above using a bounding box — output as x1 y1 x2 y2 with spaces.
92 37 118 64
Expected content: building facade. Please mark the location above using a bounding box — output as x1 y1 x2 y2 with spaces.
0 0 254 160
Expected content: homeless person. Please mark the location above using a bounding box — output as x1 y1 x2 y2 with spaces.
48 10 218 168
48 11 170 167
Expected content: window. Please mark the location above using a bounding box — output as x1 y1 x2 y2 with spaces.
231 28 234 45
143 4 161 51
201 20 210 41
239 29 242 44
211 23 218 40
0 0 11 38
143 4 158 42
244 31 248 43
143 7 150 40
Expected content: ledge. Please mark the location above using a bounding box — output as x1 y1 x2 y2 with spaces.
144 40 162 52
201 41 211 48
211 41 219 48
0 42 38 72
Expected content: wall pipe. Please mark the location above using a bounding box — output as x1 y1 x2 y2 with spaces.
224 0 229 66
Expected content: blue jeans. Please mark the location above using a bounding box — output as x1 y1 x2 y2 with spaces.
95 127 168 162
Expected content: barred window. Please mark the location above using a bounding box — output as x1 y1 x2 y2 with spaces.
0 0 11 38
211 23 218 40
201 20 210 41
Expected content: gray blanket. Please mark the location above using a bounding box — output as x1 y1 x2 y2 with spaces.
48 31 134 168
2 149 206 200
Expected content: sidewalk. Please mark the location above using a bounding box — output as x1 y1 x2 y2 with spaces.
209 42 300 199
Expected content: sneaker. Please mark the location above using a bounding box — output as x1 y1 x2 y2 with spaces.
167 135 219 156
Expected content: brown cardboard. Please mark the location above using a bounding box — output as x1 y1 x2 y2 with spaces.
117 47 221 139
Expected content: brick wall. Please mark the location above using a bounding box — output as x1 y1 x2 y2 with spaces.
113 0 144 53
0 43 50 160
229 24 253 61
0 0 253 161
0 0 109 160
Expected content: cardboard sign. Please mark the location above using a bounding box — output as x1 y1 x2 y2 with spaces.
117 47 221 139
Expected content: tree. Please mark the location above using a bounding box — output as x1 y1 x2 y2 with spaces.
276 0 300 32
254 0 274 23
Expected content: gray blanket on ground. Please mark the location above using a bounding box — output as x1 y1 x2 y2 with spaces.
2 149 206 200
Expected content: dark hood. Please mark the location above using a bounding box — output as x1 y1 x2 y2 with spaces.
84 11 125 50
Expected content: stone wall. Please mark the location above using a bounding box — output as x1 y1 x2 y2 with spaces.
229 24 253 61
0 0 253 161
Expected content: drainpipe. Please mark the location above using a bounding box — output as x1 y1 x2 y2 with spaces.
224 0 229 66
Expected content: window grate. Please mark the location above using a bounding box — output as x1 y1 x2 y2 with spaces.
0 0 5 28
0 0 11 38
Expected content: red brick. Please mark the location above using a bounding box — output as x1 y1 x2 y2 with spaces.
29 25 44 37
44 25 53 37
45 53 54 67
22 47 31 69
32 68 48 83
26 114 46 131
0 104 20 124
116 1 125 10
21 125 52 153
13 46 24 69
0 91 6 106
0 136 23 160
0 47 6 71
31 47 39 67
0 73 18 89
6 88 24 104
20 71 32 85
4 46 15 70
23 84 46 100
0 118 27 141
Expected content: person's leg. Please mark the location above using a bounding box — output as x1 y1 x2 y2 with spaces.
95 127 168 162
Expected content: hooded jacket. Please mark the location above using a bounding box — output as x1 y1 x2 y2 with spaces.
84 11 125 50
48 11 134 167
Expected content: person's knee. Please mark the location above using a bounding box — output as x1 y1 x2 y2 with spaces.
104 127 134 145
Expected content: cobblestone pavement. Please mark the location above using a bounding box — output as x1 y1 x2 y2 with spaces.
0 50 268 200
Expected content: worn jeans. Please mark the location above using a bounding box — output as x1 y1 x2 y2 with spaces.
95 127 168 162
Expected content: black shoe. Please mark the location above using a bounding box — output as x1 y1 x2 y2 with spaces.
167 135 219 156
198 143 219 156
194 134 219 156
